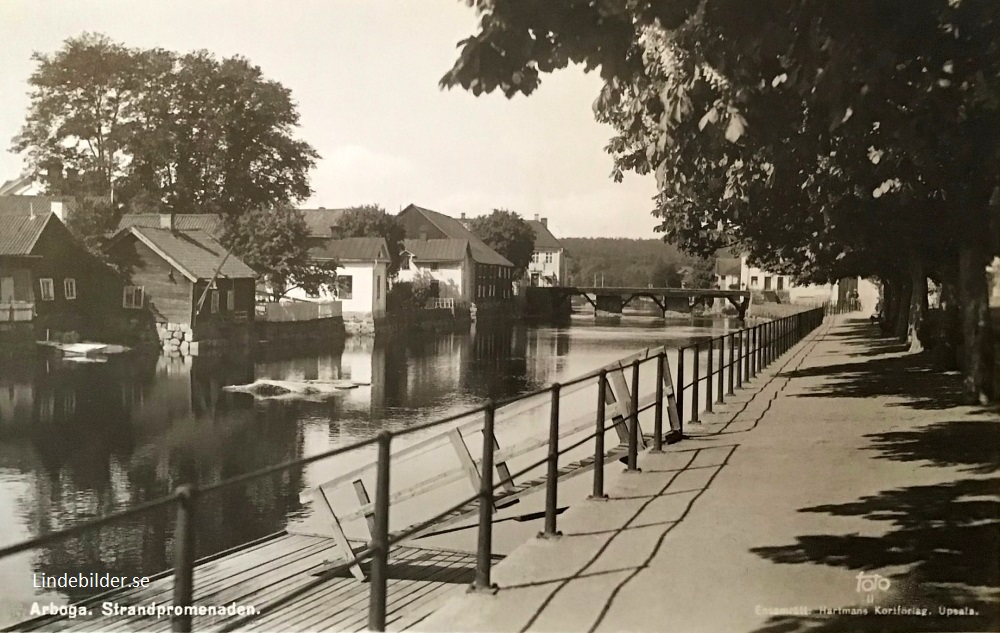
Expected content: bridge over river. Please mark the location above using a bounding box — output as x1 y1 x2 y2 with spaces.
525 286 752 320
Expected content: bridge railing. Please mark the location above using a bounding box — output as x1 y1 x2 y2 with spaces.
0 306 836 633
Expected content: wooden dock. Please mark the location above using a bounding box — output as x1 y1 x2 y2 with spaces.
16 533 495 633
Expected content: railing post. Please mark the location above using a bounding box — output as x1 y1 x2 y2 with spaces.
705 340 714 413
590 370 608 500
691 344 700 423
368 431 392 631
727 332 736 395
539 384 562 538
470 402 498 593
743 326 751 381
676 348 685 424
717 336 725 404
171 486 196 633
625 360 641 472
735 331 743 388
652 353 664 453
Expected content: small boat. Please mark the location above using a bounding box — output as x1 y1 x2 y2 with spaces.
223 379 371 400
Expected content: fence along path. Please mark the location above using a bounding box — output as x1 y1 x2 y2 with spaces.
12 344 681 633
290 343 682 579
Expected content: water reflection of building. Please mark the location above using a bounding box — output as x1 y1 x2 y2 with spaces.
524 328 572 386
0 350 308 603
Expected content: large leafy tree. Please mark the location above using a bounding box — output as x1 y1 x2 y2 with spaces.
467 209 536 277
223 207 336 301
330 204 406 277
444 0 1000 401
14 33 318 217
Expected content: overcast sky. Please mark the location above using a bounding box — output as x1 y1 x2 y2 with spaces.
0 1 661 238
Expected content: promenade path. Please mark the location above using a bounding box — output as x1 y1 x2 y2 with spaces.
418 315 1000 633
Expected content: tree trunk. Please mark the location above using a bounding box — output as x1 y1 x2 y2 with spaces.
958 242 995 403
893 275 912 341
907 255 928 353
880 279 897 336
939 279 961 371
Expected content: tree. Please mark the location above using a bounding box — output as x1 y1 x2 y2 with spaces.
65 197 121 260
443 1 1000 401
467 209 536 277
330 204 406 277
14 33 318 217
223 207 336 301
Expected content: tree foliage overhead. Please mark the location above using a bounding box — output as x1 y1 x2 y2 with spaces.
13 32 318 217
331 204 406 277
444 0 1000 400
467 209 536 276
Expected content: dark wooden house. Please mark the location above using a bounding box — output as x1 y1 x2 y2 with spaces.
108 223 257 345
0 213 119 339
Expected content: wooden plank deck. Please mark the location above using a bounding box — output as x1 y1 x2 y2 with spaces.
13 534 496 633
14 434 662 633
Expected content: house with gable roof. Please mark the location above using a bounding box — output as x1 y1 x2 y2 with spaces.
525 214 567 287
395 204 514 307
0 213 119 339
108 217 257 349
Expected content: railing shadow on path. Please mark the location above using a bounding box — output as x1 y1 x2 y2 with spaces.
748 323 1000 633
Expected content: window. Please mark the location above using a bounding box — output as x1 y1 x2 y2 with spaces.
545 252 553 264
210 290 220 314
39 278 55 301
750 276 759 288
64 278 77 300
427 262 439 271
777 277 785 290
335 275 353 300
376 275 381 300
764 276 772 290
400 253 411 269
227 289 235 310
123 285 144 309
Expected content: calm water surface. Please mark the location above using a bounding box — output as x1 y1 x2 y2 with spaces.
0 315 737 623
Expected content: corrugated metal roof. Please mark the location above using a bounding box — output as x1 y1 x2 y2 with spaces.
526 220 562 250
401 205 513 267
310 237 389 261
129 227 256 281
119 214 224 237
0 214 54 255
403 238 469 262
0 195 78 217
298 208 348 237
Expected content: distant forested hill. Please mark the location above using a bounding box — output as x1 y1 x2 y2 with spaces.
561 237 714 287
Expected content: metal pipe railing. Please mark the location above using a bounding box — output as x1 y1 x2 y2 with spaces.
3 306 826 633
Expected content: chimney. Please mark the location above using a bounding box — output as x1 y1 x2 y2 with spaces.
541 217 548 227
159 213 175 231
534 214 539 221
460 212 466 219
50 201 65 221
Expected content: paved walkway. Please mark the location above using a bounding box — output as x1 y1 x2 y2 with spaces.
417 315 999 633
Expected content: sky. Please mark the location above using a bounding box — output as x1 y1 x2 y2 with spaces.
0 1 662 239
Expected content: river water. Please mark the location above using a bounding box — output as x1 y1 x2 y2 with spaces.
0 315 740 624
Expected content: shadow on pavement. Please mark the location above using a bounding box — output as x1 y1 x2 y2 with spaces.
748 415 1000 632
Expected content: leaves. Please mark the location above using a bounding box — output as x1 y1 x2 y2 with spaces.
467 209 536 277
331 205 406 277
724 111 747 143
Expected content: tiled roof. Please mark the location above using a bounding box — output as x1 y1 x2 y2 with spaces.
119 214 224 237
526 220 562 250
0 214 54 255
0 195 77 217
298 208 348 237
127 227 256 281
716 257 742 277
310 237 390 262
401 205 513 267
403 239 469 262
